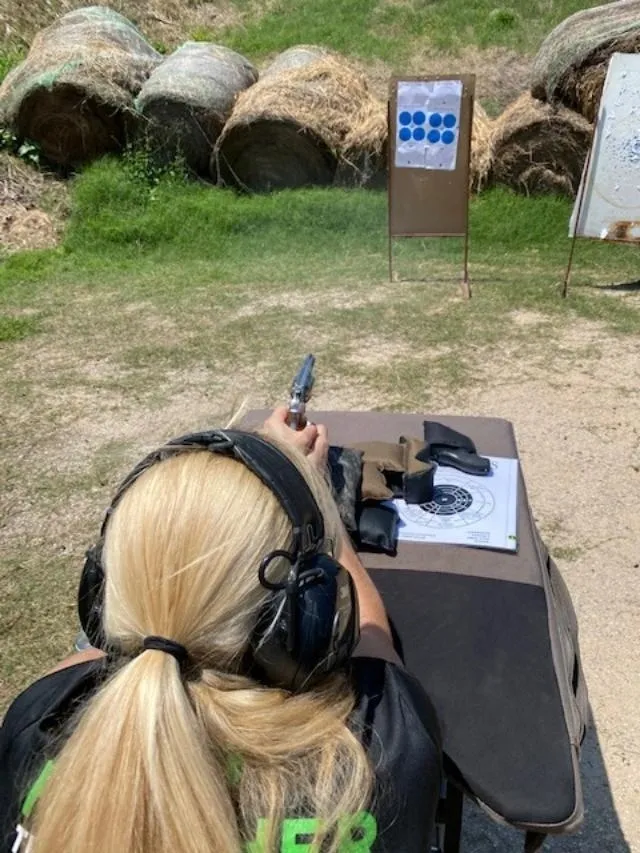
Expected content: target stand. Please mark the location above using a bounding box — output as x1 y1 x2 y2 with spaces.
388 75 475 297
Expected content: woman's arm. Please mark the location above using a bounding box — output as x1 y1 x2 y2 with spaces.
263 407 402 665
338 534 403 666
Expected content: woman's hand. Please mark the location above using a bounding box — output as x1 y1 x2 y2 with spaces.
262 406 329 472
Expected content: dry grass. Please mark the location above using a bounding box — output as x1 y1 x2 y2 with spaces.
0 152 70 253
0 0 245 49
471 100 493 192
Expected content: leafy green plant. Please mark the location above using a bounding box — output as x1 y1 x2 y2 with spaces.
0 128 41 168
121 139 189 190
190 26 216 43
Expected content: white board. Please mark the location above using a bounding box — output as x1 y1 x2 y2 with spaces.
395 79 462 170
570 53 640 242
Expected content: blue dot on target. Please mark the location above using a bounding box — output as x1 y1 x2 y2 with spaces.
427 129 441 143
413 126 426 141
399 127 412 141
412 110 426 125
429 112 443 128
443 113 457 128
442 129 455 145
399 111 412 126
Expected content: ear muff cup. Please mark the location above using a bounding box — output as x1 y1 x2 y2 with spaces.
251 555 359 690
78 543 106 650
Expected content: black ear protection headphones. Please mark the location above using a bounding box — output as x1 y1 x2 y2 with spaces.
78 429 359 691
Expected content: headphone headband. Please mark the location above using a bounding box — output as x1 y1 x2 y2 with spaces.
101 430 325 557
78 427 358 690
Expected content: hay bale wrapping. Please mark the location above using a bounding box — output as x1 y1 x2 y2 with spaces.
0 6 161 168
135 42 257 176
489 93 592 197
531 0 640 122
261 45 331 78
214 49 387 191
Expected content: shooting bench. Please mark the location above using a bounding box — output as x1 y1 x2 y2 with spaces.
246 410 587 853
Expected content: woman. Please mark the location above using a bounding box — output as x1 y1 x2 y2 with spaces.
0 408 442 853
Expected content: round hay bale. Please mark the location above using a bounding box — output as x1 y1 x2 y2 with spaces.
470 101 493 192
489 93 592 197
135 42 257 176
0 6 161 168
531 0 640 122
214 54 384 192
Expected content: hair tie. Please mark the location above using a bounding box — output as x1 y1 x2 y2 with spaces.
143 635 190 668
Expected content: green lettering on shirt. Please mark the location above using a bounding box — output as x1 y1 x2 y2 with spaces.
246 819 270 853
338 811 378 852
245 812 377 853
21 760 55 818
281 817 320 851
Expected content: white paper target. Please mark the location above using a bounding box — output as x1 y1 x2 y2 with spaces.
395 79 462 170
570 53 640 241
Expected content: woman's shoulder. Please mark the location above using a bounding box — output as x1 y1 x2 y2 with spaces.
1 658 105 742
350 656 442 752
0 659 106 849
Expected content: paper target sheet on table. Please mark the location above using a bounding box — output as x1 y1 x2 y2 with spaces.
387 457 519 551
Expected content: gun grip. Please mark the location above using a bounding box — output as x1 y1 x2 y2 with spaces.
286 411 307 431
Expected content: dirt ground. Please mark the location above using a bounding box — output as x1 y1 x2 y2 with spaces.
444 326 640 852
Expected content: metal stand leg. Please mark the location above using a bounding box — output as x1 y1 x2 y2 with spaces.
432 781 464 853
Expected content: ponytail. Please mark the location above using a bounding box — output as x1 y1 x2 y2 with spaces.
32 651 242 853
29 448 373 853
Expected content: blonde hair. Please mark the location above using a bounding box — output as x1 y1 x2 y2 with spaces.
31 437 373 853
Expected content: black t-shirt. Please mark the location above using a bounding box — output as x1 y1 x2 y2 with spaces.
0 657 442 852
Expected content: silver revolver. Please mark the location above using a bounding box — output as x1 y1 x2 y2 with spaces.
286 354 315 431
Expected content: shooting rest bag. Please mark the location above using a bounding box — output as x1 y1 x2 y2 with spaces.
245 410 589 843
354 438 435 504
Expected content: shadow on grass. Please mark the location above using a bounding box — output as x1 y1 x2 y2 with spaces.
585 280 640 293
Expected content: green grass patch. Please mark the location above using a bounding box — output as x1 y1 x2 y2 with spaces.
216 0 606 62
1 159 639 341
0 313 40 342
0 45 25 84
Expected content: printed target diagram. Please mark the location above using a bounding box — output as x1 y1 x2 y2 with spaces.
389 457 519 551
395 79 462 170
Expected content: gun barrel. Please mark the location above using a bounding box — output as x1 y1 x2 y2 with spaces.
287 354 315 429
292 354 315 399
